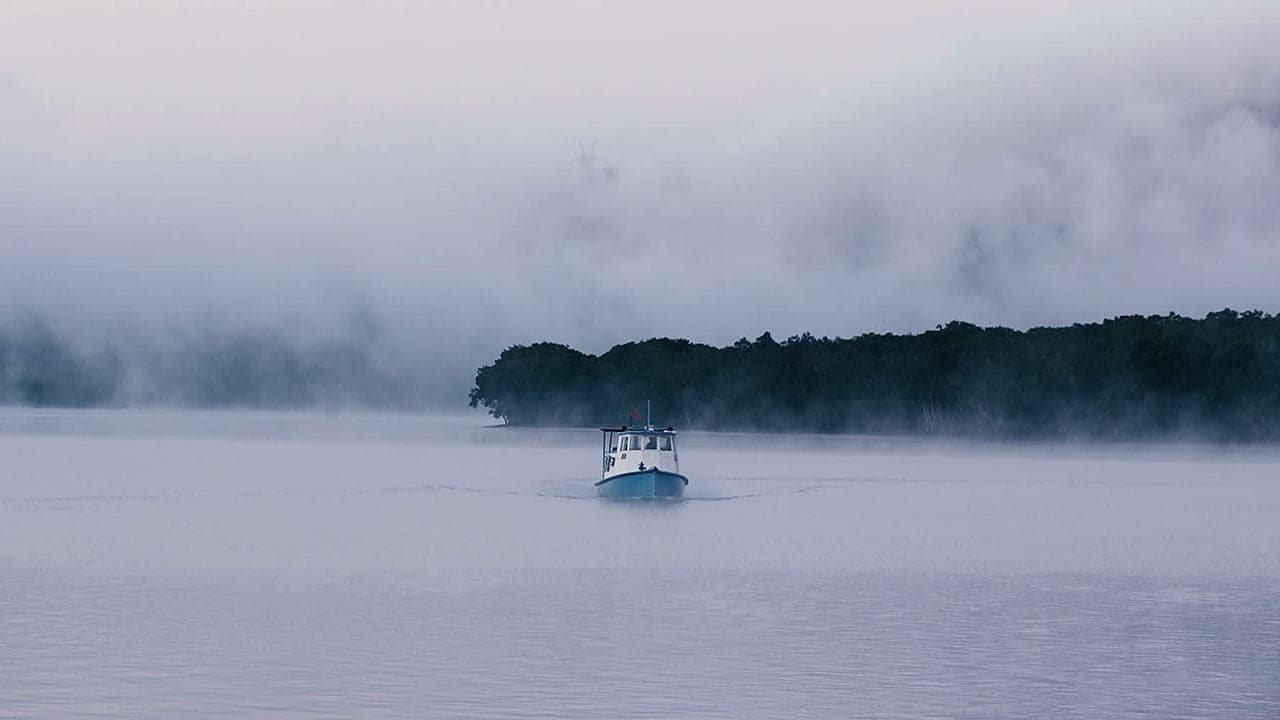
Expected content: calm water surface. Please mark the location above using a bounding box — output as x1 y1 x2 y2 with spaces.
2 409 1278 718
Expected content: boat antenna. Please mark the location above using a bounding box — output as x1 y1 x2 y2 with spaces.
646 399 651 428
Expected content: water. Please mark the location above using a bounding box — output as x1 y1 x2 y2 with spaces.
2 408 1278 718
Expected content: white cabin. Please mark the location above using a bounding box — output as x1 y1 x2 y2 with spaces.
601 427 679 479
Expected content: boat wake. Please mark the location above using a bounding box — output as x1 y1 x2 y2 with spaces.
683 484 833 501
1 480 858 508
350 480 847 502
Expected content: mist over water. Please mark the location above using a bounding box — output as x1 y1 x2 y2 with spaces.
4 5 1280 718
4 3 1280 407
2 409 1278 718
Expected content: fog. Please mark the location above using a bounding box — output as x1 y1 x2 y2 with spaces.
3 1 1280 407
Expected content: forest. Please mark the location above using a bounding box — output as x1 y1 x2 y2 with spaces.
0 317 413 410
469 310 1280 440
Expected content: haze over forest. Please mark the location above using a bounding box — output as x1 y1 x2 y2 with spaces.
3 2 1280 410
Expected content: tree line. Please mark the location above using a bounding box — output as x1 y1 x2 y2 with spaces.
0 317 413 410
469 310 1280 440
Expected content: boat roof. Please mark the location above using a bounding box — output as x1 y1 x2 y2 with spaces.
600 426 677 434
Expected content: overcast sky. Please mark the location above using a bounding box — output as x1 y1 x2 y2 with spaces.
3 1 1280 400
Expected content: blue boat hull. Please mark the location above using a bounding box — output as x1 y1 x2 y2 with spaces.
596 468 688 499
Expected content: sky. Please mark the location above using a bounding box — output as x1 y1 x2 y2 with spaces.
3 1 1280 403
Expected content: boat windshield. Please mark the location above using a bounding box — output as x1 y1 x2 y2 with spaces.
617 433 674 451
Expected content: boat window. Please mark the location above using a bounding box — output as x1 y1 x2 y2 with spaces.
659 436 673 451
644 435 658 450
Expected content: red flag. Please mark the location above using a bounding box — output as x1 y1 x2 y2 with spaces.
629 405 641 420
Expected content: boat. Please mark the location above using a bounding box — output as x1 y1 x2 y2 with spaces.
597 424 689 499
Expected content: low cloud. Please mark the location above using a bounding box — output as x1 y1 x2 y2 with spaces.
2 4 1280 407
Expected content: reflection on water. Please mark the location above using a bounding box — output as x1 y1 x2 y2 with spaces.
2 409 1277 719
